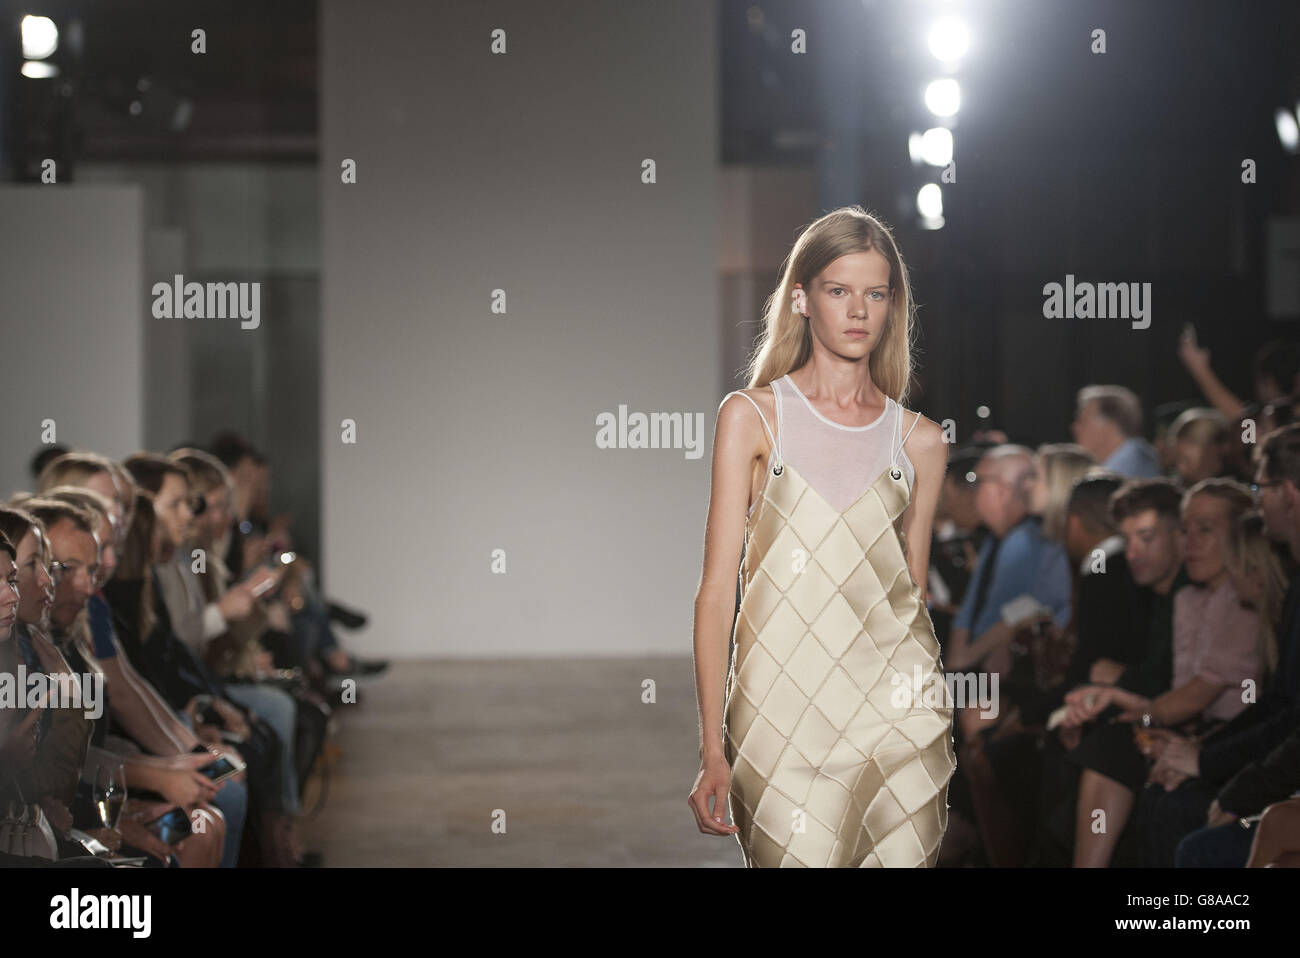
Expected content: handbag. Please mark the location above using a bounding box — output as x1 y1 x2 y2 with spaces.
0 778 59 860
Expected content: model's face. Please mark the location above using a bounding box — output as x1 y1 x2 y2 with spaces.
15 528 54 627
47 519 98 629
155 472 193 551
804 251 893 358
1180 494 1233 586
1120 510 1180 587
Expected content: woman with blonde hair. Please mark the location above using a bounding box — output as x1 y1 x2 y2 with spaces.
1224 510 1287 681
688 205 954 867
1027 443 1099 544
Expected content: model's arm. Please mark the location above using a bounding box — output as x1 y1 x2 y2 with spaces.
692 393 759 765
899 414 948 605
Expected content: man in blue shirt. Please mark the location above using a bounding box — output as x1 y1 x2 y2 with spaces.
1072 384 1162 477
947 445 1073 740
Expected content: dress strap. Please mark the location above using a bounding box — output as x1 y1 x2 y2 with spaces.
889 400 921 479
718 386 783 473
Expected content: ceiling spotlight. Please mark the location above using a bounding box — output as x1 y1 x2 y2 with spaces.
21 15 58 59
928 18 969 62
920 127 954 166
924 78 961 117
1276 107 1299 153
917 183 944 219
21 60 59 79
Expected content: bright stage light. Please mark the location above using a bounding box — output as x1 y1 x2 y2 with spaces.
917 183 944 219
928 18 969 62
21 15 58 59
925 78 961 117
1276 107 1300 153
920 127 954 166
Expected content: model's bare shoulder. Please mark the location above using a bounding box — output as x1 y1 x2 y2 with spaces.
716 386 776 451
902 411 948 469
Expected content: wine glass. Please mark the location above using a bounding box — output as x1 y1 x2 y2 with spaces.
93 763 126 831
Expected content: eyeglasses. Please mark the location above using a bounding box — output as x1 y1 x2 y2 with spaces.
49 559 100 584
1249 480 1285 493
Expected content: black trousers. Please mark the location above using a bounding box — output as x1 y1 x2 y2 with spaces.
1134 776 1218 867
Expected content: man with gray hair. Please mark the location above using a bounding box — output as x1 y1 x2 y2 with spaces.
1071 384 1162 477
945 445 1073 731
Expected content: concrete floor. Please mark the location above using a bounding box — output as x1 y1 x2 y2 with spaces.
298 658 742 866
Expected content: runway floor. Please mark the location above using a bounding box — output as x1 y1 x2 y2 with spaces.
298 658 741 867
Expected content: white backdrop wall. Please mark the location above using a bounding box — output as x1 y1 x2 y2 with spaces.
0 185 145 499
321 1 721 657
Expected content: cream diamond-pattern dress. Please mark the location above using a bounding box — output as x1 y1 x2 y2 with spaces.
718 379 955 867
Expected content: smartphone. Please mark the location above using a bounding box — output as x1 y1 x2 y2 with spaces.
198 755 246 786
146 807 193 845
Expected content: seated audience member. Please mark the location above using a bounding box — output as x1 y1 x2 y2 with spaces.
927 444 992 657
945 445 1073 719
114 456 315 866
1027 443 1098 548
937 445 1072 864
166 448 319 835
210 431 384 684
1152 400 1202 475
7 496 230 866
1168 407 1241 485
0 507 95 852
1071 384 1163 478
1062 478 1273 867
1133 424 1300 866
963 473 1134 866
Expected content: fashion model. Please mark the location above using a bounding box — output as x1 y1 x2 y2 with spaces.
689 206 956 867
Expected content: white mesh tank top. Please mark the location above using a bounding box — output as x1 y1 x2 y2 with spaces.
758 373 917 516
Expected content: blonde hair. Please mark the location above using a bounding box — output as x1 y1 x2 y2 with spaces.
1225 511 1286 679
1171 407 1229 446
42 485 114 533
1035 443 1098 543
744 206 916 402
36 452 116 493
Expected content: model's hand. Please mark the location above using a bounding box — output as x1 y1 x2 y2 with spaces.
688 756 739 836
